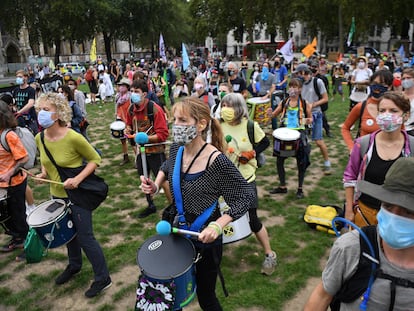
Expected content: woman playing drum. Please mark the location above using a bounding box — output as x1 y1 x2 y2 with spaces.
268 78 312 199
34 93 111 298
140 97 254 310
220 92 277 275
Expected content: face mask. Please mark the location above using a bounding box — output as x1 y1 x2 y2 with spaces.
274 61 280 67
254 67 259 71
288 89 298 97
261 67 269 81
376 112 403 132
194 83 204 91
358 62 366 69
131 93 141 104
297 76 305 83
377 207 414 249
16 77 24 85
219 91 227 100
311 68 317 74
227 70 235 76
172 124 198 145
68 85 75 91
370 84 388 98
220 106 235 123
402 79 414 90
37 110 56 128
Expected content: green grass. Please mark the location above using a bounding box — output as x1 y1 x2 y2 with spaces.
0 85 352 310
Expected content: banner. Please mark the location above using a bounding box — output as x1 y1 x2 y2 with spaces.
159 34 167 62
347 17 355 47
398 45 405 59
302 37 317 58
90 38 97 63
279 39 294 63
182 43 190 71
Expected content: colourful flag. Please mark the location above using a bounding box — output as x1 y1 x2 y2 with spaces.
163 68 170 108
159 33 167 62
398 44 405 59
90 38 97 62
279 39 294 63
302 37 317 58
347 17 355 47
182 43 190 71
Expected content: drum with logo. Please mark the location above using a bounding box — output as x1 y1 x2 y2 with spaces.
246 97 271 127
272 128 301 157
136 234 197 311
110 120 126 139
0 188 10 225
219 196 251 244
27 199 77 248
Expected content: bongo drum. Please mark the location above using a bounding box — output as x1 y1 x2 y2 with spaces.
0 188 10 224
219 196 251 244
27 199 77 248
136 234 197 311
246 97 271 126
272 128 301 157
110 120 126 139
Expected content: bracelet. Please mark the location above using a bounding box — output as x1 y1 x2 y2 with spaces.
152 183 159 195
208 221 222 235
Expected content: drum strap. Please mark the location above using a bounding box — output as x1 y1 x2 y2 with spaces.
173 146 217 233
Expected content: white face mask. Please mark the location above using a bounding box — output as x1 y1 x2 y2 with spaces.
358 62 366 69
402 79 414 90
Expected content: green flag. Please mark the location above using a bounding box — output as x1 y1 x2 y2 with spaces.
163 69 170 108
347 17 355 47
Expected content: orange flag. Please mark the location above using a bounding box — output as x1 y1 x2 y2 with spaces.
302 37 317 58
337 53 343 63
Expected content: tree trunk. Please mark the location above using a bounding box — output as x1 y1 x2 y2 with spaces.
54 38 61 65
103 31 112 63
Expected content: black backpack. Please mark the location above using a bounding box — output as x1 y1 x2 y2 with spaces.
313 76 329 111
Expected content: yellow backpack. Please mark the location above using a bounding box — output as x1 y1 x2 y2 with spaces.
303 205 343 235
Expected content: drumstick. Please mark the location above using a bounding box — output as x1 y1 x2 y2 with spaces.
20 168 64 185
156 220 200 238
135 133 153 202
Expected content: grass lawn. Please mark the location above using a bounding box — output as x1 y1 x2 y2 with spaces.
0 84 353 310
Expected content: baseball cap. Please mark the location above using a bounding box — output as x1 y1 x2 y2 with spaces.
294 64 311 74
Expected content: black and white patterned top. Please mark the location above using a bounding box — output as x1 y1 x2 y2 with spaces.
161 143 254 225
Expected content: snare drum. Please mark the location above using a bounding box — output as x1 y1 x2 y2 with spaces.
110 120 126 139
272 128 301 157
136 234 197 310
27 199 77 248
219 197 251 244
246 97 271 126
0 188 10 224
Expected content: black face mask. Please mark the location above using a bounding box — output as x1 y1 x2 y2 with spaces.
274 61 280 66
311 68 317 74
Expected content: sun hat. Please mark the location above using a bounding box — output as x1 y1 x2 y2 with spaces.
294 64 311 74
357 56 368 63
117 77 131 87
357 157 414 211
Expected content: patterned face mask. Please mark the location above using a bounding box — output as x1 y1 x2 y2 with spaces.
172 124 198 145
376 112 403 132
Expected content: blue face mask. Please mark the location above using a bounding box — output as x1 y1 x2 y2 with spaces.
131 93 141 104
16 77 24 85
261 67 269 81
377 207 414 249
37 110 56 128
370 84 388 98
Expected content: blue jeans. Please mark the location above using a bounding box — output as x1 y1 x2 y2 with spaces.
311 111 323 141
64 201 110 282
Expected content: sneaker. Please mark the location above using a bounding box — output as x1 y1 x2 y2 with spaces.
1 238 25 252
261 251 277 276
85 277 112 298
138 206 156 218
15 251 26 262
323 166 332 175
296 189 305 199
269 187 288 194
55 265 81 285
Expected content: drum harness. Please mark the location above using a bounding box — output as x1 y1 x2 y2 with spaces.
172 145 229 297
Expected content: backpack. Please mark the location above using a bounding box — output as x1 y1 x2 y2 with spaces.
303 205 344 234
330 226 414 311
128 100 155 125
359 132 414 158
313 77 329 111
355 100 367 138
247 119 268 168
85 69 94 82
1 127 37 169
24 227 45 263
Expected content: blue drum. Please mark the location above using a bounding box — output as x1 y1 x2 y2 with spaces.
27 199 77 248
136 234 197 311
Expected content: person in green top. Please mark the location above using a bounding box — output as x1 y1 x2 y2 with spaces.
34 92 111 298
268 78 313 199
